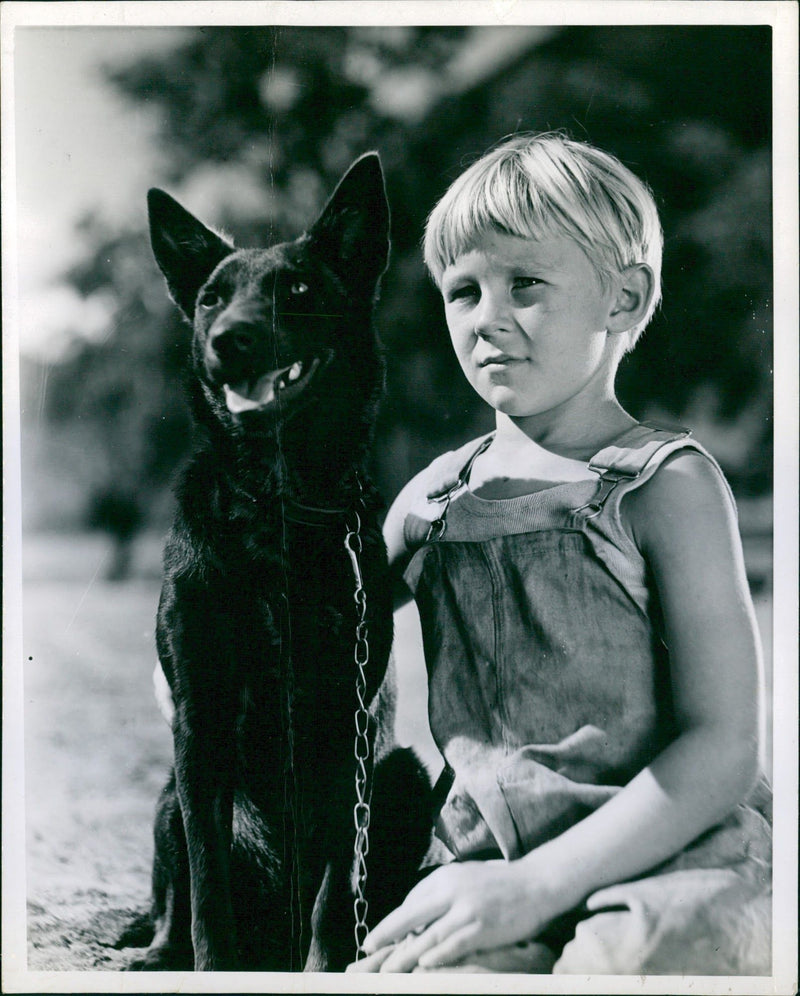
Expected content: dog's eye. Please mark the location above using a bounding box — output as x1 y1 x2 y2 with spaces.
290 281 309 296
198 290 221 309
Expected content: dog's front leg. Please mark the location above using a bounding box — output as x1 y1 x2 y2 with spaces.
305 858 358 972
172 701 238 971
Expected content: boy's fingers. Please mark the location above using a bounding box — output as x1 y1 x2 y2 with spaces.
363 892 444 952
377 912 469 973
364 912 426 953
345 945 396 973
377 932 431 973
416 922 481 969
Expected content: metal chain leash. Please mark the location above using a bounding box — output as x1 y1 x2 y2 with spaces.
344 494 372 960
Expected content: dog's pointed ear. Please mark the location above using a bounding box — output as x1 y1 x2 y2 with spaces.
306 153 390 294
147 189 234 319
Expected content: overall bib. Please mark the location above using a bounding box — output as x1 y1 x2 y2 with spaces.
401 424 772 975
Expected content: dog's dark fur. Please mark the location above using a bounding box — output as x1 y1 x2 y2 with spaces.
122 155 431 971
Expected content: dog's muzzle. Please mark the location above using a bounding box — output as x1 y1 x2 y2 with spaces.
223 357 323 414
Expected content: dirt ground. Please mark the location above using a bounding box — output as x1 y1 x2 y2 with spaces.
13 528 772 976
19 534 171 971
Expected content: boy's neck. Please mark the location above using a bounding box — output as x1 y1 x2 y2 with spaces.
495 402 638 462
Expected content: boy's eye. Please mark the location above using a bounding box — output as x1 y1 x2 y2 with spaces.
513 276 540 290
198 289 221 309
446 284 479 304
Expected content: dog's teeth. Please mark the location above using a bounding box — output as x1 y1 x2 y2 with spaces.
276 362 303 390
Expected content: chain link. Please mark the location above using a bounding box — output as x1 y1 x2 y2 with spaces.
344 502 372 960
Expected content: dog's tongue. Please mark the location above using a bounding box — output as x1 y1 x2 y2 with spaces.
223 359 309 414
223 373 278 414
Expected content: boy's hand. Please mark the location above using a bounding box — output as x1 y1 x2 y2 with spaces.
349 858 560 972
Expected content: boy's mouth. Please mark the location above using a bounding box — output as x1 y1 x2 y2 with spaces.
478 352 521 367
223 357 323 414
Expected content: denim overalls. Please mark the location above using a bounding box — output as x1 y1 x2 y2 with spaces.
400 424 772 975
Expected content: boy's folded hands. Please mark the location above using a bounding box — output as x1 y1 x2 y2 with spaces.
347 856 562 973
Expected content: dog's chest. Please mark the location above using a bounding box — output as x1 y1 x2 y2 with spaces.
226 531 356 677
233 594 358 792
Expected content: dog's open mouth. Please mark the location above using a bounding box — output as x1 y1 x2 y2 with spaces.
223 357 323 415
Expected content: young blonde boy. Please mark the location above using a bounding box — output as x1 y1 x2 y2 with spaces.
349 133 771 975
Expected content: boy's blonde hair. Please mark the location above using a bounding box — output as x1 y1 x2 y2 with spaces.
423 133 663 348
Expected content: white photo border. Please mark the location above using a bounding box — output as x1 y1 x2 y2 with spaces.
2 2 797 993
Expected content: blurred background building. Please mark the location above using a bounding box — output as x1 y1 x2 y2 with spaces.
16 24 773 585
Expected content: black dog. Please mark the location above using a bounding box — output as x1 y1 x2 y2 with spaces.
122 155 431 971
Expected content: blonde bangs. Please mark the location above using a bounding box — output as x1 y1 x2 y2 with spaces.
423 135 663 344
423 155 558 284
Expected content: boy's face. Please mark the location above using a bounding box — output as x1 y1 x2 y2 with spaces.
441 231 623 426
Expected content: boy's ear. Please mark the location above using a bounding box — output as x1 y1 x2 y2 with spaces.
606 264 655 335
147 189 234 319
306 153 390 295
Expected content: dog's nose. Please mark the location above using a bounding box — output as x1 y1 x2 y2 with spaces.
208 322 258 361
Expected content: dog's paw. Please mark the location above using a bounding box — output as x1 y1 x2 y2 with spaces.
110 909 154 950
124 945 193 971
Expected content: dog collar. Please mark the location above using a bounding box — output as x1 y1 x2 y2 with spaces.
281 477 382 528
281 498 353 527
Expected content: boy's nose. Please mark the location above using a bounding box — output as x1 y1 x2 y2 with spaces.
473 294 512 339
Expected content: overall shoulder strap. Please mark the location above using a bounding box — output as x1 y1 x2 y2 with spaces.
589 420 693 476
573 421 693 520
426 433 495 502
424 433 494 541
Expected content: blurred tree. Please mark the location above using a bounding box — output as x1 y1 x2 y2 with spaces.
41 215 194 542
39 24 772 538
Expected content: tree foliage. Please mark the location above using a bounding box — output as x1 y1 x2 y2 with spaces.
38 25 773 536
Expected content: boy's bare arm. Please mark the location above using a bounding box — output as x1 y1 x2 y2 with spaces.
538 451 763 890
382 476 421 610
624 447 762 803
357 451 763 971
